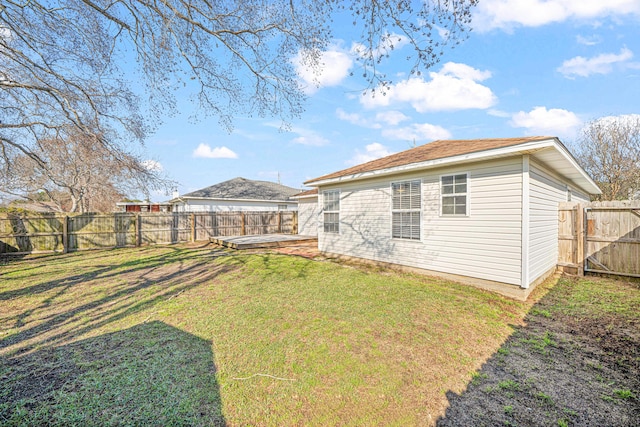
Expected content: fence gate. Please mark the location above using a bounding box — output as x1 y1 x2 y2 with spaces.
559 201 640 278
584 204 640 277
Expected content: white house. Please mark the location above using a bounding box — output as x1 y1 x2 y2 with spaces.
304 137 601 300
170 177 299 212
291 188 319 236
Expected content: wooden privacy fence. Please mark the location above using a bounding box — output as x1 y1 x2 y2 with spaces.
0 211 298 255
559 201 640 278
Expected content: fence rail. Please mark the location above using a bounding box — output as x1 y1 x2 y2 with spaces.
559 201 640 278
0 211 297 255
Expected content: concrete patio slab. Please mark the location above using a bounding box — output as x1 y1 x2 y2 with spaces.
210 234 317 250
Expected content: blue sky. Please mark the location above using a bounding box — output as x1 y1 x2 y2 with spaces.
143 1 640 200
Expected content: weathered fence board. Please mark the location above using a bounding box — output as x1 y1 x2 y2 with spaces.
0 214 64 253
68 214 137 250
559 201 640 278
0 211 297 254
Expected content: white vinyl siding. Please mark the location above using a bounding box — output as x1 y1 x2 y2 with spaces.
527 160 575 283
570 188 590 204
391 180 421 240
318 157 524 286
323 190 340 233
297 197 319 236
173 199 297 212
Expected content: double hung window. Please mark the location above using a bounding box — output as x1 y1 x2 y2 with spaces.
441 174 468 216
323 190 340 233
391 180 421 240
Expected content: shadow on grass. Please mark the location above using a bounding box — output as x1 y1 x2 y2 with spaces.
0 245 235 353
0 252 29 267
0 321 225 426
0 245 229 301
437 277 640 427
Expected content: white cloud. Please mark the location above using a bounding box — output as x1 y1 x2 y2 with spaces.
439 62 493 81
382 123 452 141
375 111 410 126
290 128 330 146
558 47 635 78
336 108 409 129
488 109 511 118
346 143 395 166
0 26 12 41
474 0 640 31
293 47 353 95
141 160 163 172
336 108 372 128
509 106 582 138
435 26 451 40
192 144 238 159
360 62 497 112
576 34 602 46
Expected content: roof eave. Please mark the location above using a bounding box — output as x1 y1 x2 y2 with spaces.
290 194 318 200
306 137 601 196
306 138 557 185
548 138 602 195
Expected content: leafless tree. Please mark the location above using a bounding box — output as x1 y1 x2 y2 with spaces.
0 128 173 212
573 115 640 200
0 0 477 165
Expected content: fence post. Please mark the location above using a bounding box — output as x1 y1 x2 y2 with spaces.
278 211 282 233
63 215 69 253
136 214 142 247
576 204 585 276
293 212 298 235
241 212 246 235
191 213 196 242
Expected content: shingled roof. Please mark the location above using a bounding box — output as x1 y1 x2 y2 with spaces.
305 137 554 185
291 188 318 198
180 177 300 201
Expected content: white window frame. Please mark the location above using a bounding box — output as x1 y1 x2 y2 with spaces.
440 173 469 217
391 179 421 241
322 189 340 234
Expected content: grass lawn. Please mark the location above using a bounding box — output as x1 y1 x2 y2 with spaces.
0 244 636 425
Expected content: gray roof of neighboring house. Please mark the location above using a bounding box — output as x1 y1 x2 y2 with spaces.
179 177 301 201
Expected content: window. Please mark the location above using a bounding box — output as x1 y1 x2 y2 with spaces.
323 190 340 233
278 204 288 211
392 180 421 240
441 173 468 216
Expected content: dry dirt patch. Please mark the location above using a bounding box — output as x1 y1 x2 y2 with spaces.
438 277 640 427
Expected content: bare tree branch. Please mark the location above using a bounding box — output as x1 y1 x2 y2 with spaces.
573 115 640 200
1 0 477 204
1 128 175 212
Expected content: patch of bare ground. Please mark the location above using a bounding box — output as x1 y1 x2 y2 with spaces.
438 276 640 427
270 241 322 259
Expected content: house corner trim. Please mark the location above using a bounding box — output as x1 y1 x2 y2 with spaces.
521 154 530 288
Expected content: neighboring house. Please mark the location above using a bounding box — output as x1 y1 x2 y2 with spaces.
170 177 299 212
291 188 319 236
115 202 173 213
304 137 601 300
